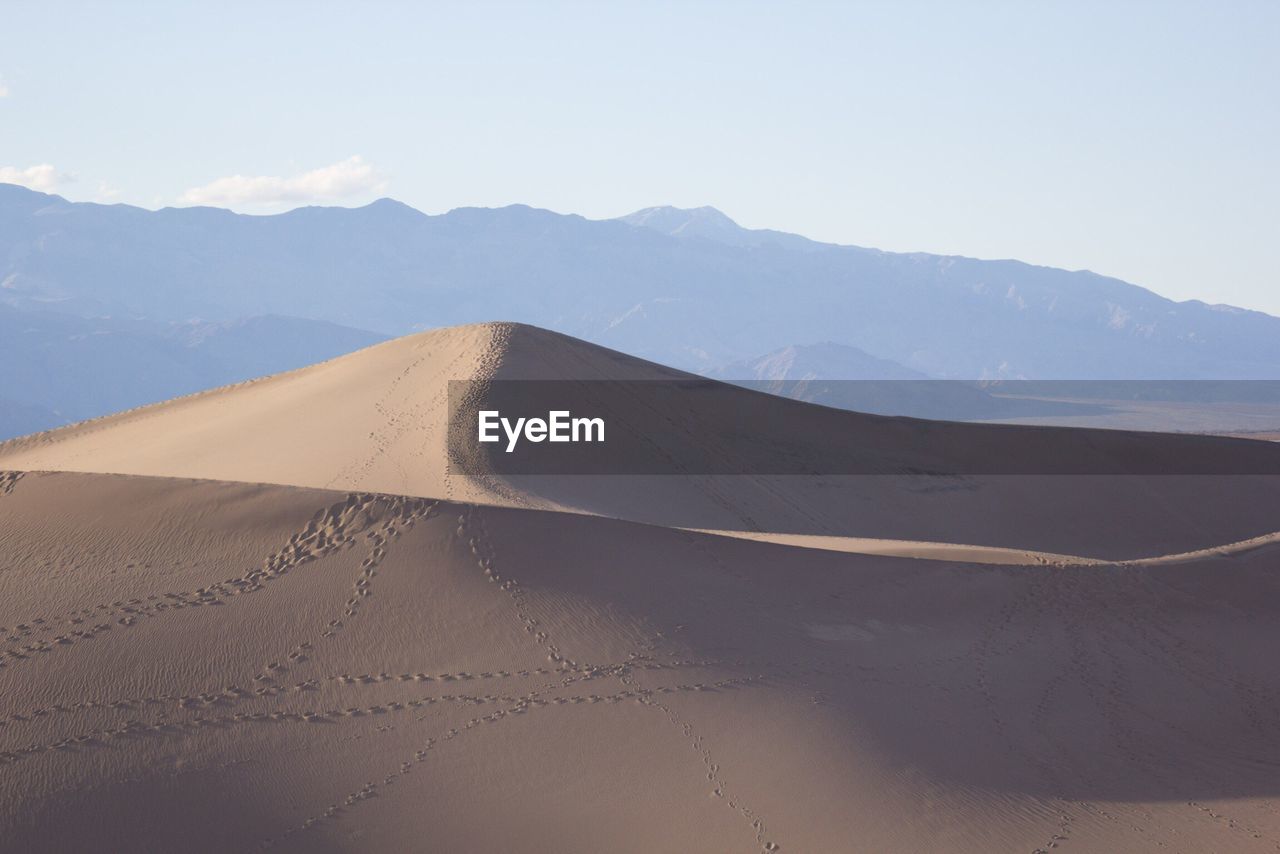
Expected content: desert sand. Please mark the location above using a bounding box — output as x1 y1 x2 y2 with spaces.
3 323 1280 852
5 322 1280 558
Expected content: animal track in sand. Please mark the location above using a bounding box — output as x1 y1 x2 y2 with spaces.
0 492 420 675
0 471 22 496
258 674 767 849
1029 809 1073 854
0 654 733 760
254 495 438 683
617 661 779 854
0 691 529 767
426 510 783 853
457 506 581 670
322 339 477 494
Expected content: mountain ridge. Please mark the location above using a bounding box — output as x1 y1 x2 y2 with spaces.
4 184 1280 379
0 302 386 438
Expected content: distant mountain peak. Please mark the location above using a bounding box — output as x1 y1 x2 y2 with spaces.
618 205 743 239
622 204 738 229
616 205 820 251
363 197 418 213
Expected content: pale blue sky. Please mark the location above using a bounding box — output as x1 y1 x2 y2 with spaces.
2 1 1277 312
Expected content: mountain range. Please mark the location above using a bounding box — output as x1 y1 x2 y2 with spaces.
5 182 1280 438
0 304 384 436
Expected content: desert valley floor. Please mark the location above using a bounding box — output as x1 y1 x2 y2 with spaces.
2 324 1280 853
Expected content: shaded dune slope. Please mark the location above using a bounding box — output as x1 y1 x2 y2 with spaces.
2 471 1280 853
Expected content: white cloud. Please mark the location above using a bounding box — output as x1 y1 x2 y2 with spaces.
178 155 387 207
0 82 9 98
0 164 58 192
94 181 121 203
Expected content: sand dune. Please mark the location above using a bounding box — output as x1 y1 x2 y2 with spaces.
3 322 1280 559
692 525 1280 566
3 470 1280 852
4 323 1280 852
